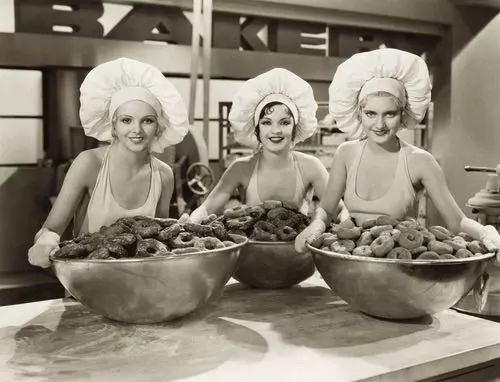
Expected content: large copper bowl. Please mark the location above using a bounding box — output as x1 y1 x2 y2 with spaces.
307 243 495 319
233 240 315 289
51 235 247 324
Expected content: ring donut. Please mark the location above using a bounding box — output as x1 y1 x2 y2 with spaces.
262 200 282 210
158 223 183 243
352 245 373 257
398 229 424 250
247 205 266 220
136 238 170 257
194 237 225 251
226 215 255 231
387 247 412 260
267 207 300 228
223 205 249 218
183 222 213 237
171 232 197 249
375 215 399 227
52 243 87 259
87 247 111 260
200 214 218 225
251 221 278 241
370 236 395 257
211 221 232 242
275 225 298 241
131 220 162 238
417 251 440 260
428 226 453 241
456 248 473 258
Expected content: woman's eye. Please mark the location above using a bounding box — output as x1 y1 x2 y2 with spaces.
143 118 155 124
385 113 396 118
261 120 271 126
365 111 375 118
121 118 132 124
281 120 291 126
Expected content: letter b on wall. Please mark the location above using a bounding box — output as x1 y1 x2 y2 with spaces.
15 0 104 37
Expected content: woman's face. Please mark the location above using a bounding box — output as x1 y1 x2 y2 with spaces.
258 103 294 153
360 95 402 145
113 100 159 152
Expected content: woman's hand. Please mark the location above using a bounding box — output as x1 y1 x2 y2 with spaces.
294 219 326 253
480 225 500 262
28 229 60 268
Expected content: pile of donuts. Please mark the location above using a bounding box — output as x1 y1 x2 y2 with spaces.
311 215 489 260
51 215 240 260
220 200 310 242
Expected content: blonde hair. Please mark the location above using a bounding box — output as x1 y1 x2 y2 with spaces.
357 91 418 128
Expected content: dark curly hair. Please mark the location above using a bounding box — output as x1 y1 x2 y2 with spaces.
254 101 297 143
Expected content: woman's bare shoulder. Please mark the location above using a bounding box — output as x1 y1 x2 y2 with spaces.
69 147 105 182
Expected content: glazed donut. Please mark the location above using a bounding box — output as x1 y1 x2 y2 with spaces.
440 254 456 259
154 218 178 228
417 251 440 260
171 232 197 249
410 246 428 258
356 231 374 247
379 229 401 242
275 225 298 241
352 245 373 257
458 232 474 242
80 234 107 253
428 226 453 241
370 236 395 258
247 205 266 220
312 233 338 248
420 230 436 245
336 239 356 252
131 220 162 239
369 225 393 238
52 243 87 259
376 215 399 227
114 216 138 228
396 220 418 231
200 214 218 225
428 240 454 255
443 239 467 252
267 207 300 228
262 200 282 210
223 205 249 218
194 237 225 251
361 218 378 230
183 222 213 236
456 248 473 258
136 238 170 257
158 223 183 243
108 233 137 247
467 240 487 254
171 247 201 255
211 222 232 242
102 241 128 258
87 247 110 260
251 221 278 241
226 215 255 231
330 240 354 254
387 247 412 260
100 223 130 236
337 226 362 240
398 229 424 250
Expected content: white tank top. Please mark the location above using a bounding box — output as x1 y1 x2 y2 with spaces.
343 139 416 225
78 148 162 234
245 153 312 215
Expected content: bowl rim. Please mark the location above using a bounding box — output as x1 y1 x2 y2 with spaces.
247 239 294 246
51 235 248 264
306 243 496 265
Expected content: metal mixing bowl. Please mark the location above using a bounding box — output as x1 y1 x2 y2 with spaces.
233 240 315 289
307 243 495 319
51 235 248 324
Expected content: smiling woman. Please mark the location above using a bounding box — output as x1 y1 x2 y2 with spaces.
295 48 500 259
189 67 349 224
27 57 190 268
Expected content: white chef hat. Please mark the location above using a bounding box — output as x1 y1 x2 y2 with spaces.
228 68 318 148
79 57 189 153
329 48 432 139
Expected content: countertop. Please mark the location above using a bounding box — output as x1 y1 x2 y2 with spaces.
0 274 500 382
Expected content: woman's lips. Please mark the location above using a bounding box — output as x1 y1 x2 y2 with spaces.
371 129 389 136
128 136 145 144
268 137 285 144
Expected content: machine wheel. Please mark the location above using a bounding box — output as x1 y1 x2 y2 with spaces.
186 162 215 196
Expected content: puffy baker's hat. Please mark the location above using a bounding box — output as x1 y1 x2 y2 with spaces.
79 57 189 153
329 48 432 139
228 68 318 148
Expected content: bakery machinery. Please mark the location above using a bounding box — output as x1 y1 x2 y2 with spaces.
454 165 500 316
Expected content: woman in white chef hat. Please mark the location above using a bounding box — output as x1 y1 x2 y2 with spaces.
28 57 189 268
189 67 348 223
295 48 500 256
